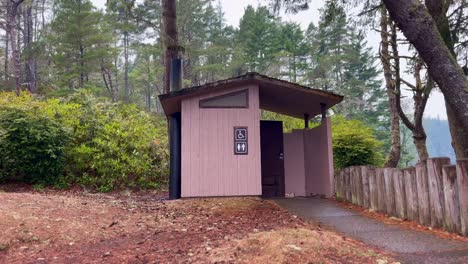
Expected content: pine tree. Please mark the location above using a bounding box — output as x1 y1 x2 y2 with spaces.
237 6 280 73
305 1 389 154
278 22 307 82
130 43 164 112
49 0 116 89
106 0 138 102
310 1 349 91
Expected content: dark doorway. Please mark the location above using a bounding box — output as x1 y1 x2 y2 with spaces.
260 120 285 197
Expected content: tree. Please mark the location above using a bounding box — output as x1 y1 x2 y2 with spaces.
176 0 231 85
0 0 10 90
22 0 37 93
310 1 349 91
305 1 389 151
354 1 432 163
49 0 116 89
237 6 281 73
130 43 164 111
379 7 400 167
162 0 180 93
381 0 468 159
278 22 308 82
194 2 234 84
106 0 138 102
422 0 468 160
6 0 25 95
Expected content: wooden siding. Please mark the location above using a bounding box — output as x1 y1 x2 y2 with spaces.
283 118 334 198
304 118 334 197
284 130 306 196
181 85 261 197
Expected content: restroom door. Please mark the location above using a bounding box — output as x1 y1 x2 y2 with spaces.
260 120 285 197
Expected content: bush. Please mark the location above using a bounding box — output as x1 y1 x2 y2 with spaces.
0 91 169 191
332 116 384 170
64 92 169 191
0 108 70 184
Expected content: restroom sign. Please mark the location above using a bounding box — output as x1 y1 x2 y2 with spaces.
234 127 248 155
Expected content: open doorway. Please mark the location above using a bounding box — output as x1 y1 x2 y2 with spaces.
260 120 285 197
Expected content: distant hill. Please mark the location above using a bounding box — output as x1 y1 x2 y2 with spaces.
424 118 456 162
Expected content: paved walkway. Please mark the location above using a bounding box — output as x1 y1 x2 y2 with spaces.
274 198 468 264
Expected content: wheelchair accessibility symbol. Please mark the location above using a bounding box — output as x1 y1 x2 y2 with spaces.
234 127 248 155
236 128 247 140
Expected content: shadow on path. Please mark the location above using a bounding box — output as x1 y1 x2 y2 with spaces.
274 198 468 264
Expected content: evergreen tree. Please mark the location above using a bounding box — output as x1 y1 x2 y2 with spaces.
237 6 280 73
309 1 349 91
106 0 138 101
305 2 385 121
196 2 236 83
49 0 116 89
177 0 232 86
305 1 389 154
130 43 164 112
278 22 308 82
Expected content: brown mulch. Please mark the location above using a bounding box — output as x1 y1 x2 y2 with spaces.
0 185 395 263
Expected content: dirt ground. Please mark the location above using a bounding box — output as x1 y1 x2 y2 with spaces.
0 185 396 263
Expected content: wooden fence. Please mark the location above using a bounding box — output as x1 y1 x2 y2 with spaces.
335 158 468 236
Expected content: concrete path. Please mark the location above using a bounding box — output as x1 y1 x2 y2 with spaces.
274 198 468 264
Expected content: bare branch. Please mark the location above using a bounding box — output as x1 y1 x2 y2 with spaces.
400 78 417 90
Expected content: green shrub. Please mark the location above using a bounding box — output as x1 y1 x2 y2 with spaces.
332 116 384 170
64 93 169 191
0 108 70 184
0 91 169 191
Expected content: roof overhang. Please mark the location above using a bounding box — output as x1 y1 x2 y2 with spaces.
158 72 344 120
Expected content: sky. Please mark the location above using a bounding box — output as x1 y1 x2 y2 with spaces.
93 0 447 119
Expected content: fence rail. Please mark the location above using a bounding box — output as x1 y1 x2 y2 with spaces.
335 158 468 236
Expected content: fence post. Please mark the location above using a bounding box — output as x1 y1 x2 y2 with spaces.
345 167 352 202
368 167 378 211
404 167 419 222
351 166 357 204
335 170 343 200
361 166 371 208
356 166 364 206
442 165 460 233
416 161 431 226
427 157 451 228
456 159 468 236
383 168 396 216
339 169 345 200
376 168 386 213
393 169 407 219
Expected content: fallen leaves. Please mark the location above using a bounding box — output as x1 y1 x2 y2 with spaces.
0 187 394 263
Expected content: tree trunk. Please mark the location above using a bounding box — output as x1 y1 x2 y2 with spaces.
7 0 25 95
79 44 85 88
124 31 129 102
101 66 116 102
23 3 36 93
4 21 9 88
382 0 468 159
414 132 429 161
423 0 468 160
380 7 401 168
162 0 180 93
